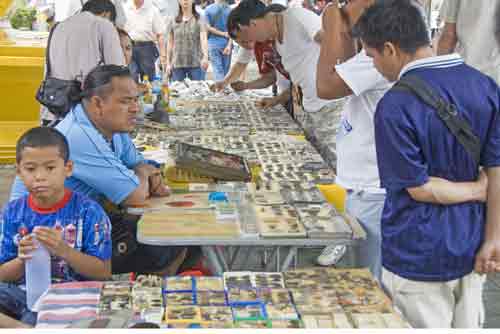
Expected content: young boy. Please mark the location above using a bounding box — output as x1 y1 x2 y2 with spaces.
0 127 112 326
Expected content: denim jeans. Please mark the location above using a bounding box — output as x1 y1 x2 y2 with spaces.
346 190 385 281
0 283 37 326
132 42 159 81
208 47 232 81
171 67 206 82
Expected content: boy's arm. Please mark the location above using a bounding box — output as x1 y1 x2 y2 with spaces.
0 258 24 283
60 249 112 281
34 227 112 280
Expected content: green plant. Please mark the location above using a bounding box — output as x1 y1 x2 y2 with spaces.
10 7 37 30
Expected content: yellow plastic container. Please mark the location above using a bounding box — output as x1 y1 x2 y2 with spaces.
317 183 347 213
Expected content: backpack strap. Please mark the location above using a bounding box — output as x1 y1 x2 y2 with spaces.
44 22 59 78
392 75 482 165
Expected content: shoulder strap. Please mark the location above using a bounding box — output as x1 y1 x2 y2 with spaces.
393 75 482 165
45 22 60 77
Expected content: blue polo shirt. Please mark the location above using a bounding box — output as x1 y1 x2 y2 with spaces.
10 104 145 205
204 3 231 49
375 54 500 282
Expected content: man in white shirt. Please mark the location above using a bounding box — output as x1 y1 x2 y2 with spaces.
125 0 166 80
315 0 390 278
438 0 500 84
227 1 331 116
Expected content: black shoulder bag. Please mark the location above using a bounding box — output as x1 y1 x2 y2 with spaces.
36 23 82 120
392 75 482 165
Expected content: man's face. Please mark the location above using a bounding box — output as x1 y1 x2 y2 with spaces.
364 43 401 82
233 22 262 50
97 77 140 134
17 146 73 204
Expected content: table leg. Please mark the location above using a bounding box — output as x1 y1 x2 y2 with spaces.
202 246 224 275
280 247 298 272
214 246 230 272
265 247 279 272
228 246 241 270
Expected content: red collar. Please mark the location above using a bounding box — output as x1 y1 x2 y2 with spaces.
28 189 73 214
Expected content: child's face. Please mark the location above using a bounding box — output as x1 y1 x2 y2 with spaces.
16 146 73 204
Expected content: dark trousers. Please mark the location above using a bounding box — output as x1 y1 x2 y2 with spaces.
132 41 159 81
0 283 37 326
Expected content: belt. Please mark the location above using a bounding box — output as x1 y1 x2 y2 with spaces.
134 41 155 46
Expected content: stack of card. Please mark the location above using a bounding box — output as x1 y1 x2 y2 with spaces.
99 282 132 315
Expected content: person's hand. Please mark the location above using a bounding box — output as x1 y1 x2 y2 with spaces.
34 226 69 259
477 169 488 202
256 97 277 109
201 58 209 72
475 239 500 274
223 44 232 56
149 172 171 197
164 64 172 79
230 81 247 92
135 163 158 178
18 234 36 261
210 81 226 92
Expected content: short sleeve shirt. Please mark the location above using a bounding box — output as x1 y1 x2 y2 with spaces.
169 17 204 68
125 0 166 42
440 0 500 83
0 191 112 285
334 50 391 192
11 104 145 205
204 3 231 49
375 54 500 281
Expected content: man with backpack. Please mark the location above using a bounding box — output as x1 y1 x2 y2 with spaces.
40 0 125 125
355 0 500 328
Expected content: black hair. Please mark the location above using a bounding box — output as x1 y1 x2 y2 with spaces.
82 64 132 101
495 1 500 47
227 0 286 39
82 0 117 24
175 3 200 24
353 0 430 54
16 127 70 163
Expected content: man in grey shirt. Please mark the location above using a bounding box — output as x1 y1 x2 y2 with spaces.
41 0 126 124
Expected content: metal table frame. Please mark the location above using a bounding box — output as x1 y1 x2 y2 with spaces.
138 234 362 274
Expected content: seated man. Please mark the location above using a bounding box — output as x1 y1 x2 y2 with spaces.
1 127 112 326
11 65 189 275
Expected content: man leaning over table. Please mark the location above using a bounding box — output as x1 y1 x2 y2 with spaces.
11 65 191 276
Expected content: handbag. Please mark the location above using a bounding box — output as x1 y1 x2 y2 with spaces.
36 23 82 120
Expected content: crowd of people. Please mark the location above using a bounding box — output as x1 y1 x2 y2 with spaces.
0 0 499 329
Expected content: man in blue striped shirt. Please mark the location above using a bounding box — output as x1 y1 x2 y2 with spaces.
355 0 500 328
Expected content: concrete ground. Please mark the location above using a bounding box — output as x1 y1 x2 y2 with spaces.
1 167 499 327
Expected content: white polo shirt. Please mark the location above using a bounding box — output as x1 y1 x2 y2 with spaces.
125 0 165 42
335 51 392 193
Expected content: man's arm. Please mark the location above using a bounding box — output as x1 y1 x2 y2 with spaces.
437 22 458 55
317 4 355 99
407 171 487 205
235 71 277 91
205 25 229 38
157 33 166 68
210 62 249 91
122 163 155 207
476 166 500 273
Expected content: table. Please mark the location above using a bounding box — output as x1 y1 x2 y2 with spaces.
137 214 366 275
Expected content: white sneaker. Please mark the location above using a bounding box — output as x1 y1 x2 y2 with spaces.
317 245 347 266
